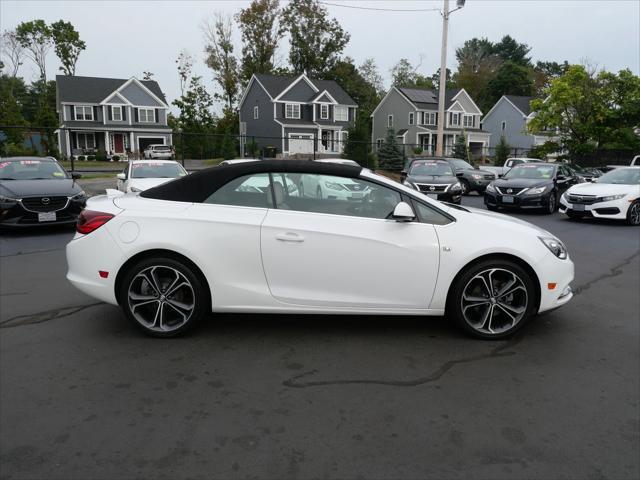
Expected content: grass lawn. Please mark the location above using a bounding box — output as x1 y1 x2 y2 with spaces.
202 158 224 166
60 160 124 171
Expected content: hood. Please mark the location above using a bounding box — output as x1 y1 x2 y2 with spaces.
0 179 83 198
458 167 493 175
567 182 640 196
407 175 458 185
128 177 178 191
493 177 552 189
449 205 553 237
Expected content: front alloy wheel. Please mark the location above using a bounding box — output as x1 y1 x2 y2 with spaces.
120 257 208 337
628 201 640 226
449 260 537 339
546 192 557 214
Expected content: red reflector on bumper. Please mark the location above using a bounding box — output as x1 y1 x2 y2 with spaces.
547 282 557 290
99 271 109 278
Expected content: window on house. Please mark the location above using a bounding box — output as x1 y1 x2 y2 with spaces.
111 106 122 121
320 104 329 120
334 106 348 122
501 121 507 131
408 112 414 125
450 112 461 127
75 106 93 121
138 108 155 123
463 115 474 128
426 112 437 126
376 138 384 150
76 132 95 149
387 115 393 127
253 106 259 120
285 103 300 119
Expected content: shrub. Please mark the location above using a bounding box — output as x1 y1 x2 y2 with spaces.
377 129 404 171
112 154 120 162
77 155 86 161
494 136 511 166
95 149 107 161
87 155 96 161
413 146 423 155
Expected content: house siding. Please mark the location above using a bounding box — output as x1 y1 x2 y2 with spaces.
279 79 316 102
119 82 164 107
372 89 416 144
240 80 282 154
483 99 534 149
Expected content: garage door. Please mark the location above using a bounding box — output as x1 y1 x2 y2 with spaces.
289 134 314 155
138 137 165 152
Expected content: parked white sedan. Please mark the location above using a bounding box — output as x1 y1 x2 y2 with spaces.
559 167 640 225
67 160 574 339
143 144 174 159
116 160 187 193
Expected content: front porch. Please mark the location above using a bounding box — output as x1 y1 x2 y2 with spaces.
318 128 347 155
65 130 133 160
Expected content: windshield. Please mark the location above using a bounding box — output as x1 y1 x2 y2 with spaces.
0 159 68 180
504 164 555 180
597 168 640 185
567 163 585 173
409 161 454 176
448 159 474 170
131 162 186 179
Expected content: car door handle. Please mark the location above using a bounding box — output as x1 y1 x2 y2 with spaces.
275 232 305 243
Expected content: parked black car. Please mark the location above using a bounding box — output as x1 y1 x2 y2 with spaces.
564 162 602 182
402 159 462 204
402 157 495 195
0 157 86 228
484 162 578 214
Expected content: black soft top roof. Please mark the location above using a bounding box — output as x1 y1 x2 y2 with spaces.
141 159 362 203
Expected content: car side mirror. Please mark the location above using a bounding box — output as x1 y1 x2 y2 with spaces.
400 170 408 181
498 174 504 178
456 172 464 178
392 202 415 222
71 172 82 179
556 175 566 181
116 173 126 180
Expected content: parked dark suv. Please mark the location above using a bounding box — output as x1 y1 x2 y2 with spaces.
402 157 495 195
0 157 86 228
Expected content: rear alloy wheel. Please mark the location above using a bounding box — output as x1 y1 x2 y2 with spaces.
627 201 640 226
120 257 208 337
449 260 537 339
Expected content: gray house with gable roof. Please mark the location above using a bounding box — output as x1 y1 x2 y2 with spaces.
371 86 491 158
56 75 172 160
238 73 357 157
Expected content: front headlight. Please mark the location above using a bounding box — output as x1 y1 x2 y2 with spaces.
70 191 87 201
539 236 568 260
450 182 462 192
486 183 496 193
526 186 548 195
403 180 415 189
324 181 345 191
599 194 626 202
0 195 19 203
471 174 483 180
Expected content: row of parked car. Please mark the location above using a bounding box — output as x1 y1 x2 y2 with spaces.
0 155 638 229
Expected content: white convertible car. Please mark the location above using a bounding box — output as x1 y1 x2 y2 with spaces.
559 167 640 225
67 160 574 339
116 160 187 193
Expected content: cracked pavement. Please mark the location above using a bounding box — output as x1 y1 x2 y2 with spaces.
1 196 639 479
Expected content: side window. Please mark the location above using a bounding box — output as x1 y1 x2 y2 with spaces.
413 201 453 226
273 173 401 220
204 173 273 208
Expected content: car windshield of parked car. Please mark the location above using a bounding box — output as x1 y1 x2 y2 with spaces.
504 164 555 180
409 161 454 176
131 163 186 179
567 163 585 173
0 159 68 180
597 168 640 185
448 159 474 170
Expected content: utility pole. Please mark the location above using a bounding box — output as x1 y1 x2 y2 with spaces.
435 0 465 157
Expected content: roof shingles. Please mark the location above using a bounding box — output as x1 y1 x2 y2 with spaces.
253 74 356 106
56 75 168 105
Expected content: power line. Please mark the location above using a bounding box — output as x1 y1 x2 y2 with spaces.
319 1 441 12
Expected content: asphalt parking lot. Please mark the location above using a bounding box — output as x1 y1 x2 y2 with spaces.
1 194 639 480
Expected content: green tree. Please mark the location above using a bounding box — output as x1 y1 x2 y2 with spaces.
494 135 511 165
236 0 282 82
50 20 86 76
172 75 216 159
220 130 237 159
528 140 561 160
484 61 535 111
359 58 384 97
15 20 52 80
203 13 240 110
0 75 29 154
491 35 531 66
390 58 433 89
377 129 404 171
280 0 350 77
452 132 469 161
342 113 375 168
533 60 569 95
1 30 25 77
325 57 380 117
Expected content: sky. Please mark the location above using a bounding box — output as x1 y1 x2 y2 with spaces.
2 0 639 113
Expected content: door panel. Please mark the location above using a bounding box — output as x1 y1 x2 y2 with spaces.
261 209 440 309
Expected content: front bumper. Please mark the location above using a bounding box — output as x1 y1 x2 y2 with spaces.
559 196 629 220
484 190 552 210
537 253 575 313
0 199 84 228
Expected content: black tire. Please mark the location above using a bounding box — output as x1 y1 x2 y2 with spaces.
460 179 471 196
545 191 557 214
447 259 538 340
627 200 640 226
118 256 209 337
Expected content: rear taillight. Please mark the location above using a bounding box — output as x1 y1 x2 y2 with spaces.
76 210 115 234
